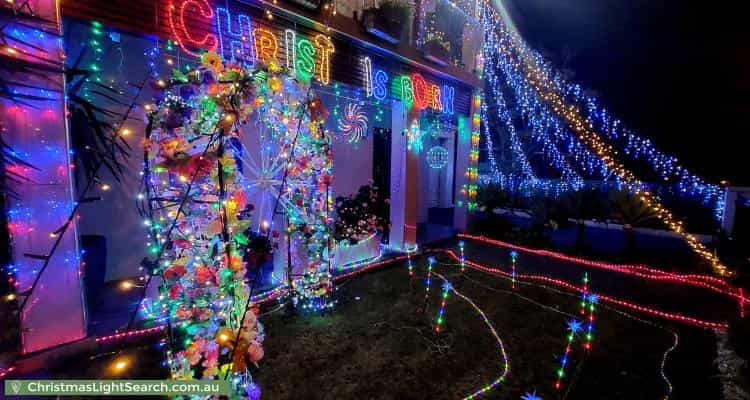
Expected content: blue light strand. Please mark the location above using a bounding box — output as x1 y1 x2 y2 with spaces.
486 27 608 190
492 21 724 221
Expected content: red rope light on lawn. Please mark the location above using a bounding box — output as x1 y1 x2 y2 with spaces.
741 288 746 318
438 249 729 329
95 325 166 343
457 234 748 307
96 255 412 344
0 366 16 378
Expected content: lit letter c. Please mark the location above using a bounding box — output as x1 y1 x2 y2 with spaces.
169 0 218 56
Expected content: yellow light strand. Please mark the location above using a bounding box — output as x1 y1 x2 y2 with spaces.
488 20 729 276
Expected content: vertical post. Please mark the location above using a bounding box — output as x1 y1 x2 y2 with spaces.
403 109 420 246
720 187 737 234
441 135 455 207
453 114 470 231
3 0 87 353
389 101 407 249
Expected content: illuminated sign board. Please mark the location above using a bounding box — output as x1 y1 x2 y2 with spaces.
168 0 334 84
161 1 456 112
361 56 454 114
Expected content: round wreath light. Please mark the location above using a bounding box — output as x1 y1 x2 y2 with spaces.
426 146 449 169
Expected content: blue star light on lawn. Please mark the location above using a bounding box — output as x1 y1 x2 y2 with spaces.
521 390 543 400
427 256 436 264
567 319 583 334
587 294 599 305
510 250 519 258
442 281 452 292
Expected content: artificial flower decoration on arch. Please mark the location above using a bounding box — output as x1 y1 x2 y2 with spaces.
140 50 334 394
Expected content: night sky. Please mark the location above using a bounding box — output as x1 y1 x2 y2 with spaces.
502 0 750 185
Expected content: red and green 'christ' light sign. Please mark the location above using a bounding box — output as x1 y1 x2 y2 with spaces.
168 0 335 84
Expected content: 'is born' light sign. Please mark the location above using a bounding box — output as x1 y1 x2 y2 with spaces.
168 0 335 84
360 56 454 114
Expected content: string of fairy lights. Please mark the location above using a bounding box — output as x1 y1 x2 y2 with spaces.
485 28 587 189
482 18 607 193
472 0 728 250
480 67 536 182
0 2 736 399
445 245 681 400
480 2 720 195
472 1 731 275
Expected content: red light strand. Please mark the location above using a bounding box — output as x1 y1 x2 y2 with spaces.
439 249 729 329
457 234 748 307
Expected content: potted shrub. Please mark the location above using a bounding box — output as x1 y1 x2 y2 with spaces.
361 0 411 44
333 183 388 245
423 39 450 66
283 0 321 10
332 183 388 266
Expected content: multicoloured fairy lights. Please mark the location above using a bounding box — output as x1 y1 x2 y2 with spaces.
554 318 583 390
1 0 91 353
434 280 451 333
510 250 517 289
579 272 589 316
660 331 679 400
425 256 435 301
407 247 415 277
142 55 273 388
459 94 481 210
584 294 598 351
438 272 509 400
459 241 466 273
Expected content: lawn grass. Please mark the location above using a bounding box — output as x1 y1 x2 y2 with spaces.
40 253 721 399
255 254 720 399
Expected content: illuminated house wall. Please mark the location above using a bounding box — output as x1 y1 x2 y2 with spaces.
62 20 157 281
55 0 479 280
3 0 86 353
